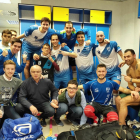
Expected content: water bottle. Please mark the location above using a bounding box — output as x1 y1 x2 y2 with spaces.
0 104 4 117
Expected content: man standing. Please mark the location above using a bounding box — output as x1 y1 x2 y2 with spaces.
0 60 22 127
54 80 87 126
115 49 140 125
0 39 27 78
17 17 55 79
15 65 58 126
0 29 12 50
78 64 138 125
51 34 77 89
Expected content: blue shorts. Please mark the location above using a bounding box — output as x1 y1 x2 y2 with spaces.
22 41 41 60
106 70 121 82
54 80 69 89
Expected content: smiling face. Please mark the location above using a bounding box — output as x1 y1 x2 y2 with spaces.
42 45 51 56
10 42 21 55
51 35 59 47
41 21 50 33
96 67 107 80
67 84 78 98
76 34 85 46
64 23 73 36
124 51 136 66
3 64 15 79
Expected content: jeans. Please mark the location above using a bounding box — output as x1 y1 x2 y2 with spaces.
15 102 55 119
55 103 83 121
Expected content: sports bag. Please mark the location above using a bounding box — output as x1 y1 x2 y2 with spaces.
0 113 43 140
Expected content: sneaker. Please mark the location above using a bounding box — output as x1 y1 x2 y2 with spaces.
40 118 47 127
55 119 64 126
93 117 99 124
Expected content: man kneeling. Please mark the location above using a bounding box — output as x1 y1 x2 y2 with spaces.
54 80 87 126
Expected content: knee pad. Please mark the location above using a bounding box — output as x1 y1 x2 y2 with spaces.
84 105 95 118
106 111 118 122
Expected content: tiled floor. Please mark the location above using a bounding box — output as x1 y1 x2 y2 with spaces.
42 115 72 138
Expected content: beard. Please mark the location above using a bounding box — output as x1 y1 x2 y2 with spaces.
97 39 104 44
98 76 106 80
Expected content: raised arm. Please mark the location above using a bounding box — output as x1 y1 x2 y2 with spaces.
16 34 25 40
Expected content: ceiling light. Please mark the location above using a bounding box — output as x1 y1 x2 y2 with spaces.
6 20 19 25
0 0 11 3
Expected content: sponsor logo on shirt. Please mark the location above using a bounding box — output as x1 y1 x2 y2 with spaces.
95 88 99 92
107 47 111 52
97 50 100 54
34 36 38 40
70 38 74 40
77 49 80 53
38 61 41 65
85 47 90 51
106 87 110 93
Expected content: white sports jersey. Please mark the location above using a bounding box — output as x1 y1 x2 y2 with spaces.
51 45 73 80
74 42 95 76
0 42 10 50
95 41 121 74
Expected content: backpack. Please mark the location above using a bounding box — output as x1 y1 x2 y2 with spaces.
57 121 136 140
0 114 43 140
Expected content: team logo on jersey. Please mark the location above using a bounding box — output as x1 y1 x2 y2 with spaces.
38 61 41 65
97 50 100 54
95 88 99 92
77 49 80 53
34 36 38 40
107 47 111 52
117 75 121 80
85 47 90 51
106 87 110 93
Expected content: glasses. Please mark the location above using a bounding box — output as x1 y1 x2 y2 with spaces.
67 87 77 90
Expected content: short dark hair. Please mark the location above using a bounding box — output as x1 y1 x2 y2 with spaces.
124 49 135 55
11 38 22 46
51 34 59 40
65 21 73 27
41 17 51 25
43 43 50 49
67 80 78 87
76 31 85 38
3 60 16 68
97 64 106 69
2 29 12 36
10 30 17 34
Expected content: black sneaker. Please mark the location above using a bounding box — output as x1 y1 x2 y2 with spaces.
55 119 64 126
40 118 47 127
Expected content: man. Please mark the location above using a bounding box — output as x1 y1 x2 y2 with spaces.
0 60 22 127
0 38 27 78
51 34 77 89
55 21 91 80
53 80 87 126
115 49 140 125
77 64 138 125
74 31 96 84
10 30 17 38
33 43 59 82
93 31 124 104
0 29 12 50
17 17 55 79
15 65 58 126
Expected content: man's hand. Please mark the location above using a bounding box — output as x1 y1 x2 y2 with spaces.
0 110 4 118
50 99 59 108
104 39 110 44
122 74 131 82
59 50 69 56
33 54 40 60
118 61 125 68
85 40 91 46
61 43 67 48
135 87 140 92
29 105 38 116
23 54 27 63
2 50 8 57
48 54 54 63
131 91 139 100
59 88 66 95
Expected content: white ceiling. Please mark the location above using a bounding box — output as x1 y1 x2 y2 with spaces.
0 0 21 28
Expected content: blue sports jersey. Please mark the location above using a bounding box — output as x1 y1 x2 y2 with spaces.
24 25 55 51
57 28 91 50
51 45 73 81
83 79 120 105
0 49 26 76
93 41 121 77
74 42 96 82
